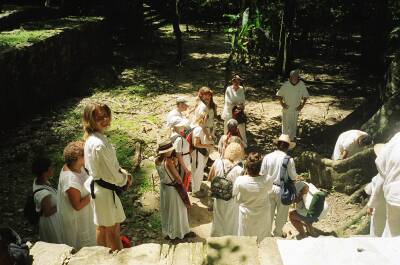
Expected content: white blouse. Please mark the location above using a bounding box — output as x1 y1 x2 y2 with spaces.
222 85 245 120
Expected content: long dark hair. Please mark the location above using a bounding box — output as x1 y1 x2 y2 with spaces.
197 86 217 114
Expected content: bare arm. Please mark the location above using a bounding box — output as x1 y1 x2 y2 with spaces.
297 98 308 111
193 137 213 149
277 96 288 109
340 150 348 160
66 188 91 211
166 158 183 184
207 164 216 182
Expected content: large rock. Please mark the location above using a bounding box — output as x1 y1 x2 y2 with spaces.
30 241 74 265
67 246 114 265
258 238 284 265
206 236 260 265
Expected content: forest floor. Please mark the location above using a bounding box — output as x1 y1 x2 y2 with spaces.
0 24 376 245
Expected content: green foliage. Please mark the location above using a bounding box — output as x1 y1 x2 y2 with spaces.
0 29 59 50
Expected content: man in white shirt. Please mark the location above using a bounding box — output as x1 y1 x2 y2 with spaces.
368 134 400 237
276 69 309 141
260 134 297 237
166 97 189 128
331 130 372 160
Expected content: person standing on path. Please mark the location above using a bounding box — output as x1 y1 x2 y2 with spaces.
365 174 386 237
193 87 217 141
166 97 190 128
368 135 400 237
260 134 297 237
169 116 191 180
276 70 309 141
233 152 273 242
83 103 132 251
222 74 247 146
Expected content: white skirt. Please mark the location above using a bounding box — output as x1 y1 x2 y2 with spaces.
160 183 190 239
92 182 126 227
238 205 271 242
211 198 239 237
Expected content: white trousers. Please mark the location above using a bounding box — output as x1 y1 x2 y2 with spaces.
269 185 289 237
382 203 400 237
282 108 299 141
191 150 207 193
223 120 247 147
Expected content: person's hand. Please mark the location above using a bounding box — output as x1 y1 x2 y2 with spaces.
367 208 374 215
184 167 191 175
281 102 289 109
296 104 304 111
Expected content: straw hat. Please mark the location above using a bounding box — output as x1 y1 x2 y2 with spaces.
157 139 175 154
373 143 385 156
273 134 296 150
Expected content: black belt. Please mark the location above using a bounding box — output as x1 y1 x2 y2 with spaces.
90 179 123 207
182 152 191 156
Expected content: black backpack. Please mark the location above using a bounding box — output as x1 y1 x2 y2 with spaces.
279 155 296 205
0 227 32 265
23 188 46 226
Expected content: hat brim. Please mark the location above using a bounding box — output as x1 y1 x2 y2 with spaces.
158 146 175 154
373 143 385 156
273 138 296 150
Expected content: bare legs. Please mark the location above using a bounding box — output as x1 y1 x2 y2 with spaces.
96 223 122 251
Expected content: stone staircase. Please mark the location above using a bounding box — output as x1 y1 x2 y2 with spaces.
30 236 400 265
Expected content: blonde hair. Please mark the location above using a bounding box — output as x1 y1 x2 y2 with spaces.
194 112 208 126
224 142 244 162
82 103 111 139
63 141 84 167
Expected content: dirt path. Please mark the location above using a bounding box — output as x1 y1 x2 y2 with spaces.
0 24 368 243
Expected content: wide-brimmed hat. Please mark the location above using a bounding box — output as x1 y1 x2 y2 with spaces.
373 143 385 156
157 140 175 154
273 134 296 149
169 116 189 129
231 74 244 82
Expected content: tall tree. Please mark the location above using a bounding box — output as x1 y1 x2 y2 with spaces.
275 0 296 76
170 0 183 66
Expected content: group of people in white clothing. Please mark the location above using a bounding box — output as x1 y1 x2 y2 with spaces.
31 103 133 251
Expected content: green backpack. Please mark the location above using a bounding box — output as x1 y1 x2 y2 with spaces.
307 191 326 219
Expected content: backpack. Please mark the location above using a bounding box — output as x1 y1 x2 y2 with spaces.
279 155 296 205
307 191 326 219
23 188 46 226
211 160 242 201
0 227 32 265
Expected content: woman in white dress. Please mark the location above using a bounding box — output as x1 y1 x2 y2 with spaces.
233 152 273 242
193 86 217 140
222 74 247 146
208 143 244 236
83 103 132 251
32 157 63 243
191 112 214 197
57 141 96 249
155 140 194 240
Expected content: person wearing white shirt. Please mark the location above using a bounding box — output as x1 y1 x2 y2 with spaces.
169 116 191 177
83 103 132 251
331 130 372 160
166 97 189 128
208 142 244 236
260 134 297 237
233 152 273 242
217 119 246 157
276 69 309 141
57 141 96 249
365 174 386 237
289 181 329 239
368 134 400 237
221 74 247 145
193 87 217 140
191 112 213 197
32 157 63 244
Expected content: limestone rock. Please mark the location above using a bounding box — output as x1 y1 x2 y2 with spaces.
112 243 162 265
206 236 260 265
171 242 205 265
30 241 74 265
67 246 114 265
258 238 283 265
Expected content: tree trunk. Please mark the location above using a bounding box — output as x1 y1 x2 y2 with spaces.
296 148 377 194
170 0 183 65
275 0 295 76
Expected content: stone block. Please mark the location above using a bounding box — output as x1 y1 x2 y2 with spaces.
171 242 205 265
67 246 113 265
258 238 283 265
30 241 74 265
112 243 162 265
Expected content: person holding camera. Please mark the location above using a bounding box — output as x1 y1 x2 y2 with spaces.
222 74 247 146
83 103 132 251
